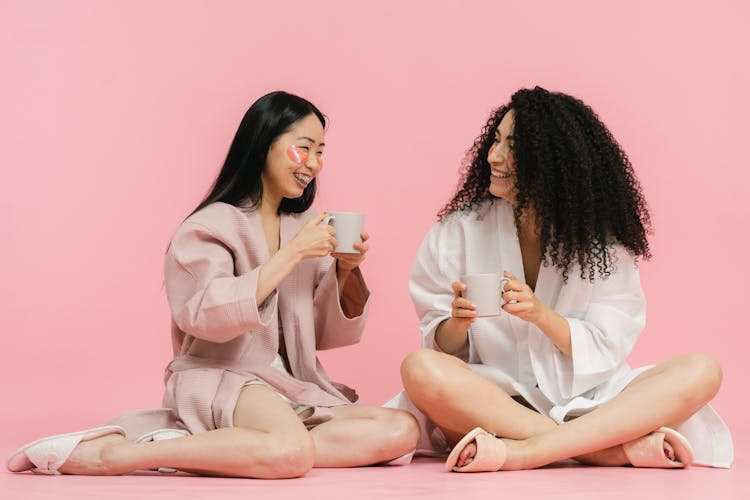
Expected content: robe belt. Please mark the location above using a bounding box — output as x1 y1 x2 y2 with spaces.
167 354 260 374
166 354 354 408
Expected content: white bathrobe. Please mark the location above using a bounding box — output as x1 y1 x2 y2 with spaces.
387 198 733 467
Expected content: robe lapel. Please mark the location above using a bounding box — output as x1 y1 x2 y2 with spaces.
495 202 537 383
278 214 321 383
498 202 526 284
277 214 301 374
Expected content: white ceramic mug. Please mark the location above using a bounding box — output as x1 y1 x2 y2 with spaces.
322 212 364 253
460 273 510 317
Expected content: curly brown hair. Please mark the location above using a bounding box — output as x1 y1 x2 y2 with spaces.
439 86 652 280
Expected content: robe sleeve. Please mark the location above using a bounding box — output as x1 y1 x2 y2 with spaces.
313 257 370 350
165 221 277 343
409 222 470 361
537 246 646 399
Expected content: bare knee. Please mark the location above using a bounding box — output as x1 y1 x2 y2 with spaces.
386 409 420 452
364 409 420 461
271 434 315 478
400 348 454 403
238 432 314 479
674 353 723 405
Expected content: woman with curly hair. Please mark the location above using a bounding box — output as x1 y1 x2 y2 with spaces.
391 86 733 471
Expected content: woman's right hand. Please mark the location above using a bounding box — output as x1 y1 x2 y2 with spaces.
434 281 476 354
450 281 477 327
287 213 338 261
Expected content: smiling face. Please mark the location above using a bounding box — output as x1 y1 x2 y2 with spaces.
261 113 325 206
488 109 517 204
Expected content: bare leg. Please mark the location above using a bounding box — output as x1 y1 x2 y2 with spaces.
472 354 720 470
401 349 558 443
59 385 315 478
402 349 722 469
401 348 556 467
310 405 419 467
524 353 721 469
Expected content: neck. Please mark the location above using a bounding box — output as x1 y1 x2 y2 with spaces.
259 196 281 219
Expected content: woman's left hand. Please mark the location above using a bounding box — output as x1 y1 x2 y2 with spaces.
332 232 369 272
501 271 550 324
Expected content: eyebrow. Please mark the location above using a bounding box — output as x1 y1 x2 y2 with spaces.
297 136 325 147
494 131 515 140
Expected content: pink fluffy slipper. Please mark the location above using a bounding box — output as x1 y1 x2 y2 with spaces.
444 427 507 473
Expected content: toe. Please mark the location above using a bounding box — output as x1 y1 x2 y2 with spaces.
663 441 675 461
458 442 477 467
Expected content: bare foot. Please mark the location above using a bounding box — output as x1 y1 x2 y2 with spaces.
455 441 477 468
58 434 130 475
663 441 675 461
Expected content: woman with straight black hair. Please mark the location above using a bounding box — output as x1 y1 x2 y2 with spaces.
7 91 419 478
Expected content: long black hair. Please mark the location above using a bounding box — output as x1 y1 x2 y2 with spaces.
191 91 326 216
440 86 651 280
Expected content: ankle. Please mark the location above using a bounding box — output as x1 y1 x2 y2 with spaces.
501 437 538 470
99 439 130 474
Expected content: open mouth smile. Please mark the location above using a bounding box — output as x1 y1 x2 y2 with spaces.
491 169 513 179
293 172 312 187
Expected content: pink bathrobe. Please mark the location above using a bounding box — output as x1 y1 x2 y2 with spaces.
108 202 370 438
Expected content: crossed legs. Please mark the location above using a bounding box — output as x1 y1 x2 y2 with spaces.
55 385 419 478
400 348 722 470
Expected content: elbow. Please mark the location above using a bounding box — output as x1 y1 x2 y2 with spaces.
174 313 243 344
316 331 363 351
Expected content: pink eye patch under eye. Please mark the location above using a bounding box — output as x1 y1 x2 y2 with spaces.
287 145 308 164
287 145 323 170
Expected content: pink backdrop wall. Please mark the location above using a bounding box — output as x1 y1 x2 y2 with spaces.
1 0 748 449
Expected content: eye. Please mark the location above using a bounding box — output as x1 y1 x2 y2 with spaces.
298 146 310 151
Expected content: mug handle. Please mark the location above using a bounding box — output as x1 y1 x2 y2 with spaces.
321 214 335 225
499 277 511 304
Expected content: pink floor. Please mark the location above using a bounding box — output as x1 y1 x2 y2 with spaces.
1 432 747 500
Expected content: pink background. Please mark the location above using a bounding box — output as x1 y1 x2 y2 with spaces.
1 0 748 455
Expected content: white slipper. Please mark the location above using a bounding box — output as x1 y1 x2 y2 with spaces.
135 428 189 473
6 425 126 475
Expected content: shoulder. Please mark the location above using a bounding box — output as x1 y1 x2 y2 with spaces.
566 243 642 293
608 244 641 276
429 198 508 237
172 202 250 244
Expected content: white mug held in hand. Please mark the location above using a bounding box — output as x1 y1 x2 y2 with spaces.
322 212 364 253
460 273 511 317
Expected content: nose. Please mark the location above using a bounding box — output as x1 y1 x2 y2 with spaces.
306 154 323 173
488 144 506 164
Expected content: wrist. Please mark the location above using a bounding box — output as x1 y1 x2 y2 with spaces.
336 260 352 278
443 317 470 336
530 305 549 327
278 244 303 266
435 318 469 354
